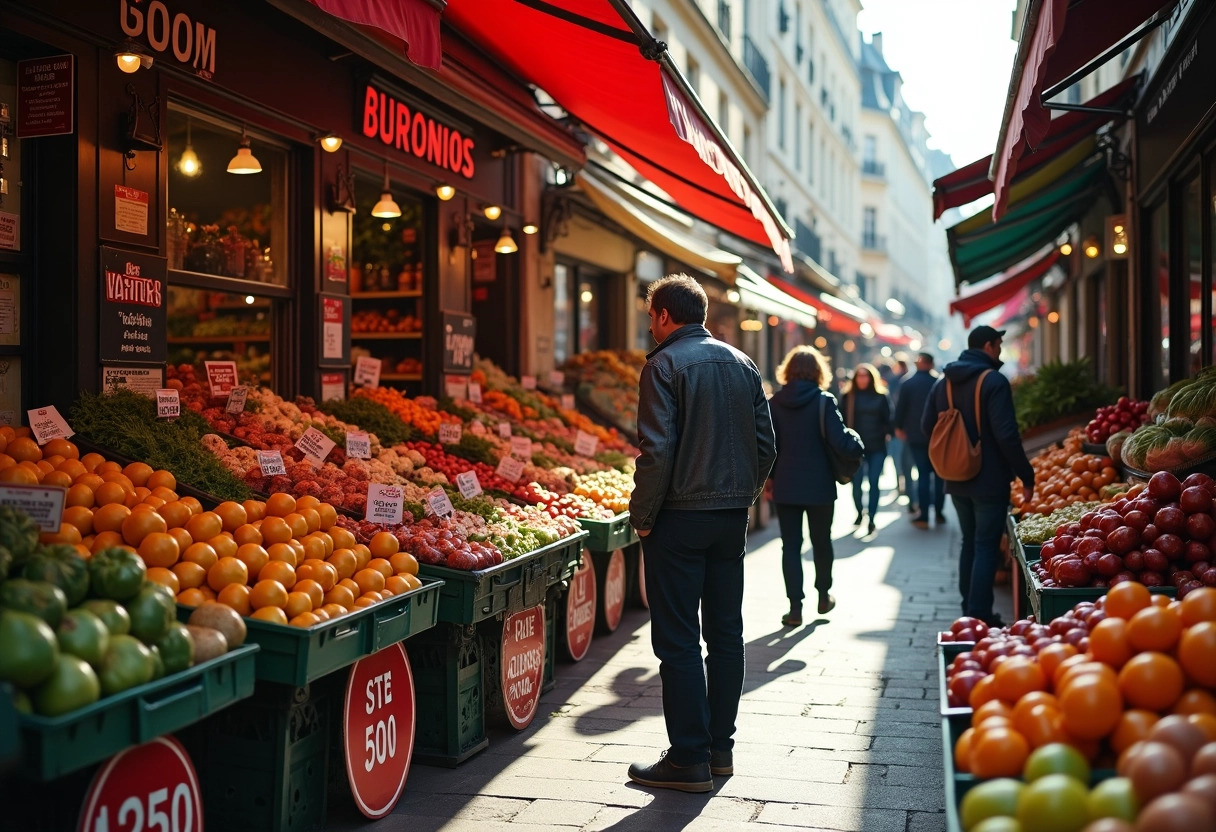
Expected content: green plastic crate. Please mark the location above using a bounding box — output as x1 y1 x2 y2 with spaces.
543 589 557 692
577 513 637 552
0 685 19 771
419 532 589 625
1026 569 1176 623
179 576 442 687
937 643 973 717
16 644 258 782
408 622 487 767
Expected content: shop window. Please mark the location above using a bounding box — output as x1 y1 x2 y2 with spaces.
1150 202 1170 387
1183 174 1202 376
167 106 288 285
1210 157 1216 366
167 289 272 384
555 262 572 365
578 279 603 354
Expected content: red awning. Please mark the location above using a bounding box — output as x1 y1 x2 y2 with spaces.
874 323 913 346
933 77 1137 220
443 1 794 271
310 0 441 69
991 0 1173 220
950 248 1061 326
766 275 868 335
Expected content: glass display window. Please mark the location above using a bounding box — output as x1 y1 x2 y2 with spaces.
167 287 272 385
1184 174 1202 377
1150 202 1170 387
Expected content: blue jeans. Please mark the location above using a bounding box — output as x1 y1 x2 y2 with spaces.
888 436 907 495
642 508 749 765
952 495 1008 620
775 503 835 602
852 452 886 518
910 442 945 515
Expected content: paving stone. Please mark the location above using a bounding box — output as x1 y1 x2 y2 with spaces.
508 799 602 827
886 764 946 788
907 810 949 832
754 802 908 831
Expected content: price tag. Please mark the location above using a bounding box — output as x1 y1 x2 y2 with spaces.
155 388 180 420
510 436 532 459
78 737 203 832
0 483 67 531
354 356 382 388
296 426 337 468
444 377 468 400
365 483 404 525
520 375 536 390
548 370 565 388
496 455 525 483
560 394 576 411
468 382 483 403
426 487 454 518
204 360 239 399
469 420 487 437
346 431 371 459
226 385 249 414
26 405 73 445
257 450 287 476
438 423 462 445
574 430 598 457
343 645 415 819
456 470 483 499
497 422 511 438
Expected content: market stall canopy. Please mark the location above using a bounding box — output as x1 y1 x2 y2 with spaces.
950 248 1061 326
442 0 795 271
933 77 1138 220
577 170 742 282
735 267 818 330
948 154 1109 286
308 0 442 69
874 323 913 346
991 0 1176 219
766 275 871 336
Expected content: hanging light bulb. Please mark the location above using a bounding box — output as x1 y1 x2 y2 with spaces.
1059 241 1073 256
227 126 262 174
177 118 202 177
494 227 518 254
371 163 401 218
483 205 502 221
435 184 456 201
522 222 539 235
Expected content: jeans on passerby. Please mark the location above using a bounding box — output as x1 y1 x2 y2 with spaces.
909 442 945 516
774 503 835 604
642 507 749 765
951 495 1008 621
901 442 915 503
852 452 886 518
889 436 908 498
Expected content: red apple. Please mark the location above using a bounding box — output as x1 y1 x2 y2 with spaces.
1141 571 1166 587
1123 550 1146 571
1186 541 1212 564
1144 548 1170 572
1123 510 1149 531
1097 553 1124 576
1156 506 1187 534
1186 512 1216 541
1180 486 1214 515
1157 533 1185 559
1149 471 1183 501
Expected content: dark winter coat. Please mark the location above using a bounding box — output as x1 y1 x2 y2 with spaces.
841 388 892 456
894 369 939 445
769 381 865 505
920 349 1036 499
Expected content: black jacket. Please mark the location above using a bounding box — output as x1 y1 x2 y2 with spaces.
894 368 939 445
769 382 864 505
629 325 776 531
841 388 892 455
920 349 1036 499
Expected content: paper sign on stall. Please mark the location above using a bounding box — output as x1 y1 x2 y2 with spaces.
510 436 532 459
548 371 564 388
426 487 454 518
346 431 371 459
497 422 511 438
560 394 575 411
444 377 468 400
354 356 382 388
438 423 462 445
520 375 536 390
456 470 483 499
27 405 73 445
257 450 287 476
468 382 483 403
0 483 67 531
495 455 525 483
366 483 404 524
204 361 239 399
574 430 598 457
296 427 337 467
226 385 249 414
155 389 180 420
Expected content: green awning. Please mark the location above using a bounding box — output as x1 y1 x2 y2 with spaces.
947 154 1112 286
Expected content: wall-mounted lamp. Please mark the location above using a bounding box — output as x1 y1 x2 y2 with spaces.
1107 214 1130 259
115 40 153 73
1059 241 1073 257
1083 235 1100 259
435 183 456 201
227 126 262 174
316 133 343 153
726 289 741 303
177 118 201 177
494 227 518 254
328 163 356 214
448 212 473 251
371 163 401 218
483 205 502 221
521 222 539 235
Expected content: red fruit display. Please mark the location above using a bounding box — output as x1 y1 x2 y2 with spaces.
1085 397 1150 444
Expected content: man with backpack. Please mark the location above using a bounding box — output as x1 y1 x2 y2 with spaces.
921 326 1034 627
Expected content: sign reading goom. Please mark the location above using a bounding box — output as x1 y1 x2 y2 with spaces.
120 0 216 79
361 83 475 179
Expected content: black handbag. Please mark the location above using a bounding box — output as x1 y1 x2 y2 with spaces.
821 396 864 485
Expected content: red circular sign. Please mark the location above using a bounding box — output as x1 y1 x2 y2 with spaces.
602 548 627 631
344 643 416 819
564 551 596 661
637 548 649 610
501 604 546 730
78 736 203 832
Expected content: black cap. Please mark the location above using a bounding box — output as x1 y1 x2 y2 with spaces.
968 325 1006 349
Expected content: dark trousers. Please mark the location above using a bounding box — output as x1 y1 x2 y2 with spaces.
909 442 945 515
852 452 886 517
642 507 749 765
951 495 1008 620
774 503 835 603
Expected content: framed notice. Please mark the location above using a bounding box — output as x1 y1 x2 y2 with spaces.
441 310 475 374
17 55 74 138
98 247 166 365
319 293 350 365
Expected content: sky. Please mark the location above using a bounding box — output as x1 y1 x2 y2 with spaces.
855 0 1019 168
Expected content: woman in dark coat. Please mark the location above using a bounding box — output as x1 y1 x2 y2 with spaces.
841 363 893 536
769 346 864 626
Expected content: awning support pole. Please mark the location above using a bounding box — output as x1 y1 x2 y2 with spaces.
1039 8 1167 110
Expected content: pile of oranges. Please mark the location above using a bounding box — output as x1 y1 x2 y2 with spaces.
1012 431 1121 516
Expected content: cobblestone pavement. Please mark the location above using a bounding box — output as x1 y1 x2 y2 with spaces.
332 477 1013 831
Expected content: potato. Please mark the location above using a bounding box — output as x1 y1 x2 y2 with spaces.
184 625 228 663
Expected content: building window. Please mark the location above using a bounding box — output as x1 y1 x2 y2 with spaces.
743 125 752 164
863 207 876 240
778 78 787 149
863 135 877 164
687 56 701 98
652 13 667 45
718 91 730 135
794 103 802 170
806 122 814 184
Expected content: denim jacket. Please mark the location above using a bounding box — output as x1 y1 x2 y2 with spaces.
629 325 776 531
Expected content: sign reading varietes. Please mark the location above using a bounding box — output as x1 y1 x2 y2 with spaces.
99 247 167 365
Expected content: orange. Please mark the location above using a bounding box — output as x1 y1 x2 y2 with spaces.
179 496 203 516
338 578 360 596
242 500 266 522
1056 662 1118 697
80 452 106 472
92 530 124 553
283 592 313 618
265 492 297 517
65 484 95 508
138 532 181 568
369 531 399 558
157 500 193 531
397 573 421 591
366 557 394 579
258 560 297 589
185 511 223 543
41 523 82 546
7 436 42 462
954 727 975 773
250 606 288 625
207 534 238 560
1014 704 1066 749
260 516 293 545
172 561 208 590
213 501 249 532
299 534 327 562
1089 617 1133 668
282 512 308 539
1110 709 1159 754
176 587 207 606
167 527 193 553
42 438 78 459
62 506 95 536
299 508 321 534
311 608 331 623
151 486 179 503
41 470 72 489
1105 581 1152 620
353 568 385 595
327 549 358 579
329 527 357 551
266 542 298 567
236 544 270 578
249 579 289 610
316 503 338 530
320 603 347 619
1172 688 1216 716
74 472 105 491
353 595 378 609
182 542 218 570
993 656 1046 703
324 585 356 609
295 495 321 512
122 461 154 487
1126 605 1184 653
1178 621 1216 688
93 480 128 505
287 538 306 563
100 471 135 494
289 612 320 628
1118 652 1185 712
310 561 338 591
389 551 419 577
1010 691 1058 725
1150 594 1174 608
57 459 87 479
312 532 334 557
145 566 181 594
1181 587 1216 626
121 509 167 547
1188 713 1216 743
217 583 252 616
1058 673 1122 739
146 469 177 491
384 575 411 596
293 579 324 609
233 524 263 546
352 544 372 570
208 556 249 592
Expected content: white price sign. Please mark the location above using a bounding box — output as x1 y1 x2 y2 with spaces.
365 483 404 525
548 370 565 388
204 360 239 399
27 405 73 445
155 388 180 420
455 470 483 499
510 436 532 459
225 386 249 414
257 450 287 476
296 427 337 468
444 377 468 400
0 483 67 531
438 423 462 445
354 356 382 388
495 455 525 483
574 430 598 457
426 487 455 518
497 422 511 438
346 431 371 459
520 375 536 390
468 382 482 403
560 394 575 411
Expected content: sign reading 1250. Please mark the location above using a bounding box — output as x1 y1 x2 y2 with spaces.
361 84 475 180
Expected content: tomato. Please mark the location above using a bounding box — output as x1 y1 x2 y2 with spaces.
1023 742 1090 784
959 777 1023 831
1016 773 1090 832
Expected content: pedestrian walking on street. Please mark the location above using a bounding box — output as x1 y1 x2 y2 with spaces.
768 346 864 626
895 352 946 528
628 274 776 794
841 363 892 536
921 326 1034 627
885 358 915 512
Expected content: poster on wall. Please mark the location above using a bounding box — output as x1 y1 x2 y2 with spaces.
98 247 166 364
442 311 475 375
320 294 349 364
472 242 496 283
16 55 74 138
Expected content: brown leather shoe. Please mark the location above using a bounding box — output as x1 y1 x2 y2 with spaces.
818 593 836 615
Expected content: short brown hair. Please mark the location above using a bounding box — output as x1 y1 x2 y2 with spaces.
776 345 832 389
646 274 708 325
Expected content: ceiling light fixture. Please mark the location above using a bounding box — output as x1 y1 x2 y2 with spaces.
1083 235 1100 259
115 40 152 73
1059 241 1073 256
435 184 456 201
494 227 518 254
177 118 201 178
483 205 502 221
371 163 401 219
316 133 343 153
522 222 539 235
226 126 262 174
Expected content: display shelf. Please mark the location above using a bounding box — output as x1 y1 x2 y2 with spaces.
350 332 422 340
167 334 271 344
380 373 423 381
937 643 973 717
578 513 636 552
351 290 423 299
213 300 273 310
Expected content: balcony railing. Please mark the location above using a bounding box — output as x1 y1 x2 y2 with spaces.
862 160 886 179
862 234 887 254
717 0 731 42
743 35 771 100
